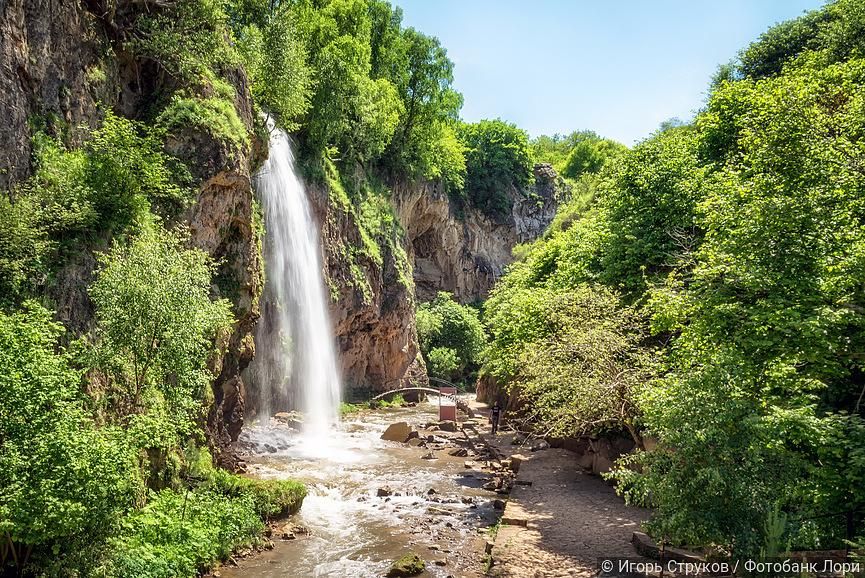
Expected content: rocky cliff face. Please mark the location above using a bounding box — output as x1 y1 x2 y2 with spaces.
395 163 564 303
0 0 101 190
0 1 262 468
296 163 563 398
306 179 426 396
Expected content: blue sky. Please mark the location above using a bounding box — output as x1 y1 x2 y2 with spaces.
392 0 825 144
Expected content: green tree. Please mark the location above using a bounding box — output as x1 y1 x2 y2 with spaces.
561 134 626 179
595 126 704 296
614 33 865 555
458 119 533 218
0 304 139 573
417 292 486 383
88 225 234 439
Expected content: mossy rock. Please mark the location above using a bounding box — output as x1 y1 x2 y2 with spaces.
386 552 425 577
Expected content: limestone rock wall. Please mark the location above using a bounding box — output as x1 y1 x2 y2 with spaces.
394 163 564 304
0 0 102 190
306 181 422 396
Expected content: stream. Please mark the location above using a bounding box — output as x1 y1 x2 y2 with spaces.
219 399 500 577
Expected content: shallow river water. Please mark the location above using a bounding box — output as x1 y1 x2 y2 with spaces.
220 400 498 577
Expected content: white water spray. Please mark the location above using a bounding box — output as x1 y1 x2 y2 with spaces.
250 121 341 438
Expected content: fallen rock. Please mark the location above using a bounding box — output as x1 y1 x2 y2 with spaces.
509 454 527 473
438 420 458 432
448 447 468 457
421 451 437 460
382 422 413 443
386 553 426 577
493 499 506 510
530 440 550 452
407 438 425 447
464 460 476 469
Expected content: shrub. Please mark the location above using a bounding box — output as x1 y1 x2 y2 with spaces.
458 119 533 219
0 113 191 306
417 292 486 383
87 225 234 441
0 303 140 574
426 347 459 381
100 488 263 578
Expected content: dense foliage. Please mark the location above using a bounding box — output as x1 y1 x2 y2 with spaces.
0 305 139 572
87 227 234 448
531 130 625 180
416 292 486 386
457 119 533 219
483 0 865 556
0 113 189 307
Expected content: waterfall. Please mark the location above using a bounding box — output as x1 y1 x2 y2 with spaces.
249 121 341 438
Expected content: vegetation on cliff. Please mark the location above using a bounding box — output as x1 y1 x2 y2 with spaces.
482 0 865 556
0 1 308 575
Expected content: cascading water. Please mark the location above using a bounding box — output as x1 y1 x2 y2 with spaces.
249 120 341 438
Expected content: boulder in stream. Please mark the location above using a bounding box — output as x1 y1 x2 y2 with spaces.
381 422 413 443
386 553 425 577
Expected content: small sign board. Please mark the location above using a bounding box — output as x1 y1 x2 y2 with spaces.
439 386 457 422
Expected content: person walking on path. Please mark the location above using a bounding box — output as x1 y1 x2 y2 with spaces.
489 401 503 434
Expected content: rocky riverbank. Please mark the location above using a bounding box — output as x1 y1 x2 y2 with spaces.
216 399 515 577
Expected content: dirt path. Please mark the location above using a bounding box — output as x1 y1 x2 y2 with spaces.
481 430 650 577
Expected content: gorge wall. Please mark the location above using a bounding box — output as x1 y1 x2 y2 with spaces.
308 163 565 398
395 163 564 303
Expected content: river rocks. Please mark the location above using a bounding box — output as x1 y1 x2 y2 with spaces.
378 487 394 497
386 553 425 577
407 438 425 447
448 447 468 457
381 422 413 443
438 420 458 432
509 454 527 474
464 460 476 469
421 451 437 460
530 440 550 452
492 499 506 510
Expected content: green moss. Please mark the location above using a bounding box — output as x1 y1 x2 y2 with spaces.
157 95 249 148
207 469 306 518
323 157 352 211
386 552 425 577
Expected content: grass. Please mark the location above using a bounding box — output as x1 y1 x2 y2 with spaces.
368 393 407 409
340 402 365 416
99 451 306 578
